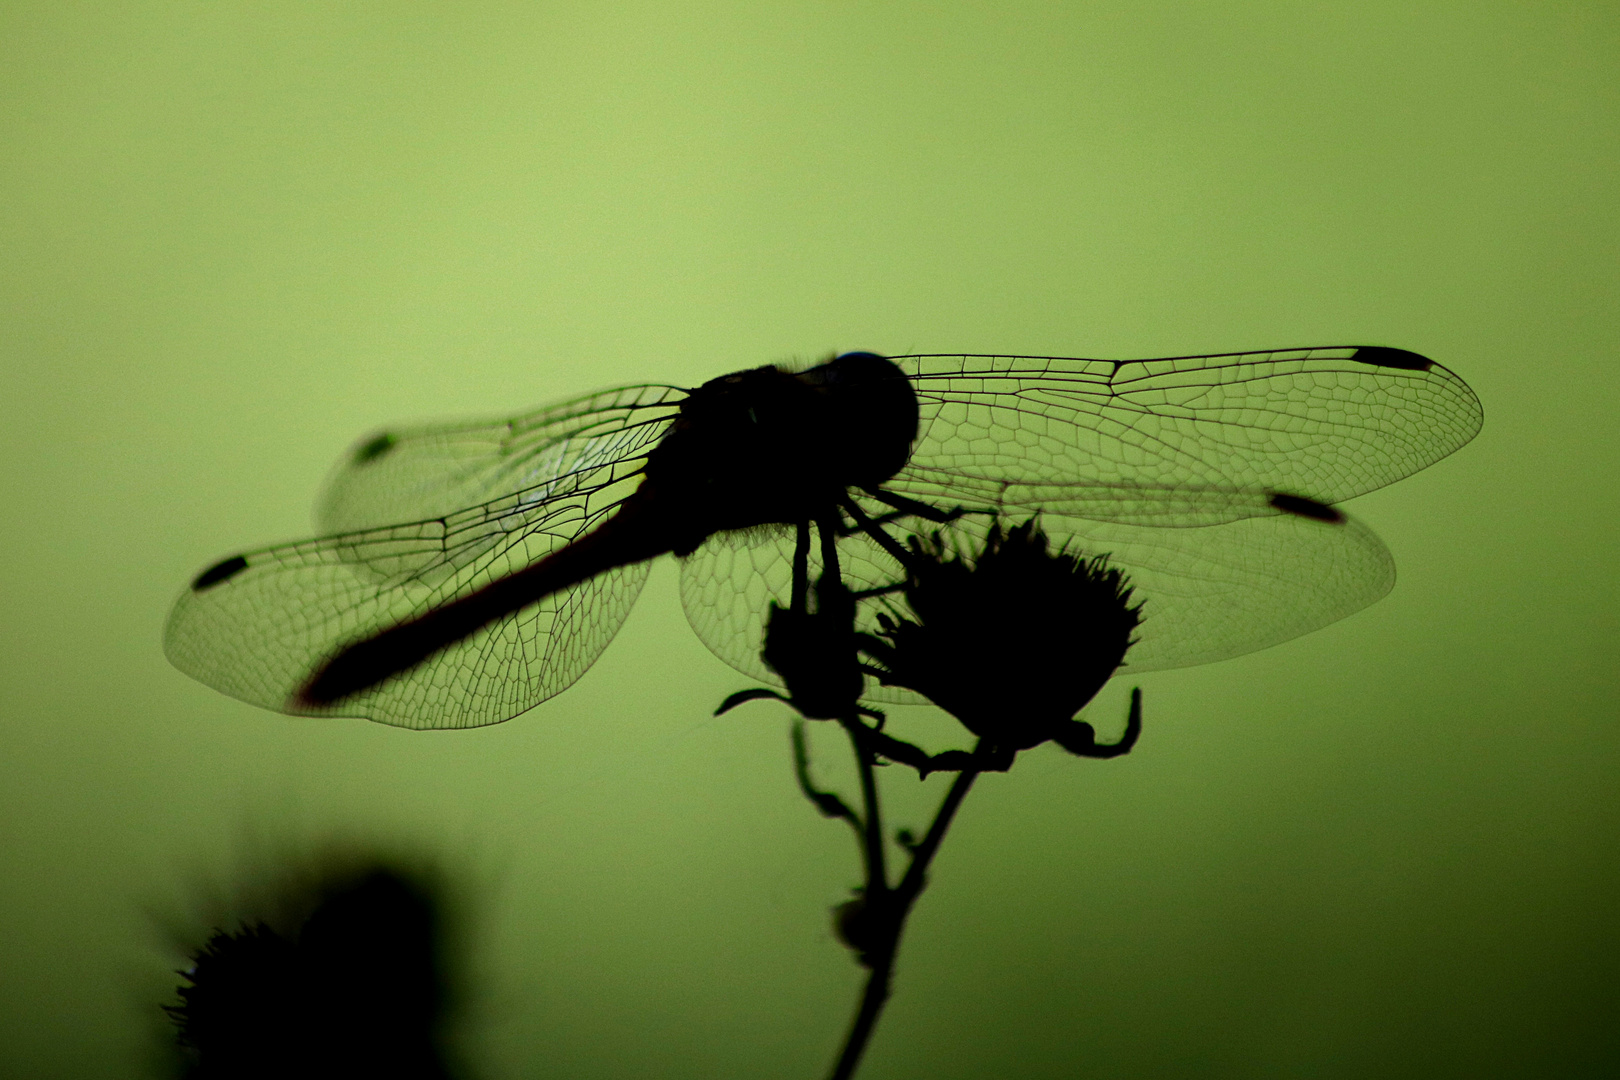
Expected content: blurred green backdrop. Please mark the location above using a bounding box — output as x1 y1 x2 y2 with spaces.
2 2 1616 1077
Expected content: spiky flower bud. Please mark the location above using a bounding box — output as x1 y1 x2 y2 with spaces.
863 519 1141 754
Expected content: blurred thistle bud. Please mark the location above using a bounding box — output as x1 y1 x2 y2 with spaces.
862 519 1142 756
167 864 460 1079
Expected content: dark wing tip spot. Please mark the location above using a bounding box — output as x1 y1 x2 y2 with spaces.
192 554 249 591
1350 346 1433 371
1268 492 1345 524
354 432 398 464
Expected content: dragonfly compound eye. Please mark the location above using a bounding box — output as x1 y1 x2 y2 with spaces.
798 351 919 489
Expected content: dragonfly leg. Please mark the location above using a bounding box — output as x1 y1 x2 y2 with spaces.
860 486 963 524
838 497 918 569
850 581 906 602
860 486 1005 535
836 498 958 539
790 519 811 615
816 513 843 583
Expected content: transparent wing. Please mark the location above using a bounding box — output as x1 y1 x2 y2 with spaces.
678 525 799 691
888 347 1482 524
1055 505 1395 672
680 489 1395 703
316 384 684 534
683 345 1472 698
166 429 656 730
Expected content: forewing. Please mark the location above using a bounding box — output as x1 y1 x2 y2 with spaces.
889 348 1482 524
316 384 683 534
167 452 652 730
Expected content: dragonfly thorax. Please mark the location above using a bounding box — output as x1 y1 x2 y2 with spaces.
644 352 918 554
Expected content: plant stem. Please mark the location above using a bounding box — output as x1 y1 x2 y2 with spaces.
841 717 889 898
895 753 982 910
826 934 896 1080
826 741 986 1080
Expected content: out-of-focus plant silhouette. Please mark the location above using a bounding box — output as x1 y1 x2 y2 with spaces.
163 855 470 1080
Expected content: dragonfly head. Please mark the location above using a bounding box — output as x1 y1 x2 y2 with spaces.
797 351 919 489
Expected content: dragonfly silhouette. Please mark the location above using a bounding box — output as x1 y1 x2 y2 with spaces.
165 348 1481 729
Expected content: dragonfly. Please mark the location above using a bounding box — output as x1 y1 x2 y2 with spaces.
164 347 1482 730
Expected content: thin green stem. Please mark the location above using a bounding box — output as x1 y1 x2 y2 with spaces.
894 749 983 912
841 717 888 897
826 935 896 1080
826 740 987 1080
792 721 865 852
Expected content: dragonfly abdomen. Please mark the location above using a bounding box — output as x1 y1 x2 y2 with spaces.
294 495 677 708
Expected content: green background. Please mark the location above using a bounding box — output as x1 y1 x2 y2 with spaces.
3 3 1616 1076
